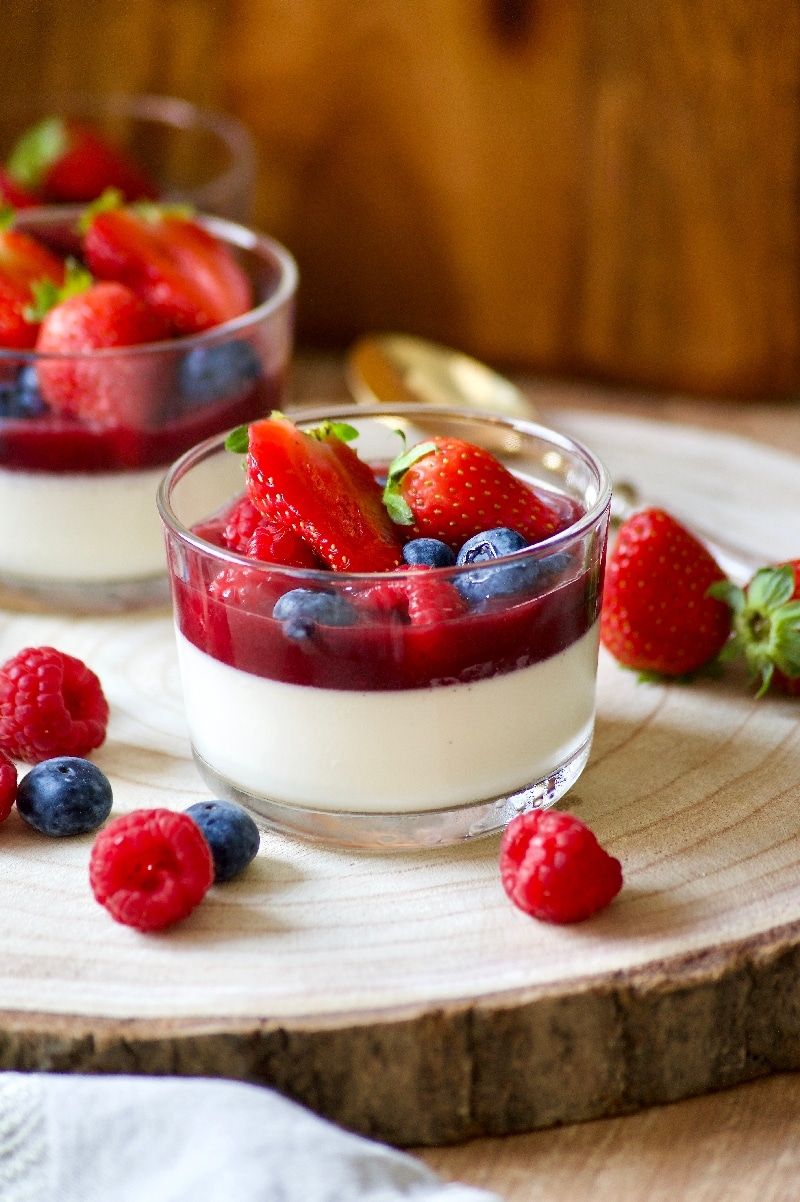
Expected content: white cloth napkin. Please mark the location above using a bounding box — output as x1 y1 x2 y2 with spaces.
0 1073 499 1202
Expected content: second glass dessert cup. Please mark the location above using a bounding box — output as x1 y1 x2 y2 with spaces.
159 405 611 850
0 204 296 614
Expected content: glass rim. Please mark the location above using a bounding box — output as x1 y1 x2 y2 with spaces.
1 91 258 208
157 402 613 584
0 204 298 362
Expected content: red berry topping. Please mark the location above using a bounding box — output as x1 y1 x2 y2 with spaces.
383 436 562 552
245 415 405 572
246 516 322 570
222 495 262 553
0 220 65 350
208 565 285 615
500 810 623 924
89 808 214 931
358 566 467 625
35 278 171 427
83 202 252 335
0 750 17 822
0 646 109 764
601 508 731 677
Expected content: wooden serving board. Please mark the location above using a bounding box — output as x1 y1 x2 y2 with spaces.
1 411 800 1147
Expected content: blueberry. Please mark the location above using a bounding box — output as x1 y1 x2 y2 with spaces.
273 588 357 630
185 800 260 882
16 757 113 837
0 365 48 418
455 526 540 603
538 550 572 577
179 340 261 405
402 538 456 568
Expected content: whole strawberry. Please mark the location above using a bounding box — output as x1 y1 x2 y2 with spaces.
34 271 171 427
709 560 800 696
382 436 562 551
600 508 731 677
7 116 157 204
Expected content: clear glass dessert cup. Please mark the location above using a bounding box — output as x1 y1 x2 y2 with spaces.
0 93 258 222
0 205 296 614
158 405 612 851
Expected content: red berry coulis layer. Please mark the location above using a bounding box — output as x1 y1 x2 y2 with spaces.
0 374 282 472
171 494 601 693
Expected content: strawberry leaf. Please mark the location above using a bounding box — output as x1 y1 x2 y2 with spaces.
132 200 195 224
306 420 359 444
7 116 67 189
382 440 439 527
746 564 795 611
78 187 125 233
707 579 745 613
24 257 93 322
225 425 250 454
383 490 415 526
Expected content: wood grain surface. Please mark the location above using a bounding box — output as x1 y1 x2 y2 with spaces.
0 364 799 1149
3 0 800 394
417 1071 800 1201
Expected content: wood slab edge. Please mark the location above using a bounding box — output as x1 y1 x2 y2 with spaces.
2 921 799 1146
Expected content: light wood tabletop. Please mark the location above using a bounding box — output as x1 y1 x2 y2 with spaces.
292 353 800 1201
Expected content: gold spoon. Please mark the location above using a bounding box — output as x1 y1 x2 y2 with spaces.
346 332 536 419
345 332 763 584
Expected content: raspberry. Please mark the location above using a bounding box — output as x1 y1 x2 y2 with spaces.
500 810 623 924
357 567 466 625
89 809 214 931
246 518 321 569
208 565 284 615
0 646 109 764
222 495 262 553
0 750 17 822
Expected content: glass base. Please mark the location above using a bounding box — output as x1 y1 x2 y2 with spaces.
0 571 171 615
191 734 594 850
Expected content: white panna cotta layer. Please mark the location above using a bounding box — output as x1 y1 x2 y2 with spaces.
176 622 600 814
0 466 167 582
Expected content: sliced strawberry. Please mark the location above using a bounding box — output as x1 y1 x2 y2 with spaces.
0 168 39 209
0 219 65 349
710 559 800 696
83 201 252 335
7 117 157 203
35 278 172 427
600 508 731 677
243 415 405 572
383 436 563 552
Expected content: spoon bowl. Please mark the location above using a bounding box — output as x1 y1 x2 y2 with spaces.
346 333 536 419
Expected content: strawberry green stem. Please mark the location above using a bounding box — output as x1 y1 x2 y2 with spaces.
382 439 439 525
710 565 800 696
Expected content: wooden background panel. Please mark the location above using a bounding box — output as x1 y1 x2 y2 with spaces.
2 0 800 395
